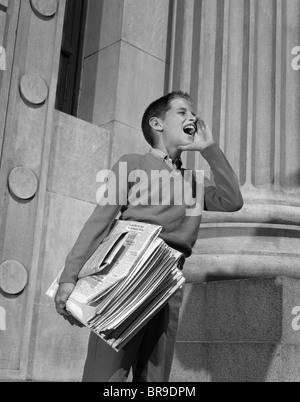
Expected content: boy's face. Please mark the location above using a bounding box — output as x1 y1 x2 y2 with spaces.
159 97 197 151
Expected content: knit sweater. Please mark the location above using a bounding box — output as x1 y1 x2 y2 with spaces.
59 143 243 284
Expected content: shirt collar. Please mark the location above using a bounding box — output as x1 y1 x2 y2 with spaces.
150 147 170 161
149 148 183 170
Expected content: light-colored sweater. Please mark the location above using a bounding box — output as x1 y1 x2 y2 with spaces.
59 143 243 284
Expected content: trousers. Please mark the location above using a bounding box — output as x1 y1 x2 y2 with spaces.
82 285 184 382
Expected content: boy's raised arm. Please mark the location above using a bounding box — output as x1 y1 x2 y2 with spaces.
179 120 243 212
200 143 244 212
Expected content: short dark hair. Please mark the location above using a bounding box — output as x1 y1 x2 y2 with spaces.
141 91 192 146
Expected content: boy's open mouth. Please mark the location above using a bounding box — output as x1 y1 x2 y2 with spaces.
183 124 196 136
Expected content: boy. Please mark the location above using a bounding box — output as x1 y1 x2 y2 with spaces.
55 91 243 382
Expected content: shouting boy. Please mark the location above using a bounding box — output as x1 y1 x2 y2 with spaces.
55 91 243 382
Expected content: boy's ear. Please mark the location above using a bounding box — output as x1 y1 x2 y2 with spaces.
149 117 163 132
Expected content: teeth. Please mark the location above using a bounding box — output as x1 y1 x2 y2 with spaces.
183 125 196 135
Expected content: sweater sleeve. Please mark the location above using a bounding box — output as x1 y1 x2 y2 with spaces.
201 143 244 212
59 156 129 284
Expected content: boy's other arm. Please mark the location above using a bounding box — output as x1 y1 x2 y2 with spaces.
59 203 121 285
54 203 121 322
55 156 129 319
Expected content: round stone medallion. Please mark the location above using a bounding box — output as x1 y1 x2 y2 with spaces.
8 167 38 200
30 0 58 18
19 73 48 106
0 260 28 295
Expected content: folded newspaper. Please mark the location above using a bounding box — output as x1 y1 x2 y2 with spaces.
46 220 185 351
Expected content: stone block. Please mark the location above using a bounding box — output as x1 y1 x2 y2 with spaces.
170 343 210 382
15 103 46 171
0 290 27 370
79 40 166 130
103 121 150 167
31 303 89 382
170 342 300 382
40 192 95 289
207 343 281 382
115 41 166 131
78 41 121 125
83 0 170 61
48 111 111 204
171 277 300 382
83 0 123 58
24 13 57 80
282 279 300 344
280 345 300 382
177 277 300 344
122 0 170 61
31 192 94 381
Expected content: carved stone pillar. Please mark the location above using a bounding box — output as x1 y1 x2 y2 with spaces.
0 0 67 380
169 0 300 281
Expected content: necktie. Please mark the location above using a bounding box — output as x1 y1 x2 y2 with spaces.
163 155 183 173
174 158 182 171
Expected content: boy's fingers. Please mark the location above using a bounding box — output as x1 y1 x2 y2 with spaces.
54 283 75 316
197 118 212 135
197 118 207 132
55 300 70 316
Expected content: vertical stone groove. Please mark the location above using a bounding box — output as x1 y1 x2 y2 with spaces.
169 0 300 205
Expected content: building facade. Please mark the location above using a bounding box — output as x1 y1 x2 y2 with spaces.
0 0 300 381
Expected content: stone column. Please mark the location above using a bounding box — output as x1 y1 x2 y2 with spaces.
169 0 300 281
0 0 66 380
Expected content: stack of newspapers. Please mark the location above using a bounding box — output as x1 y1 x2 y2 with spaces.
46 220 185 352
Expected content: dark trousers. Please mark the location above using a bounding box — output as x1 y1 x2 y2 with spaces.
82 286 184 382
